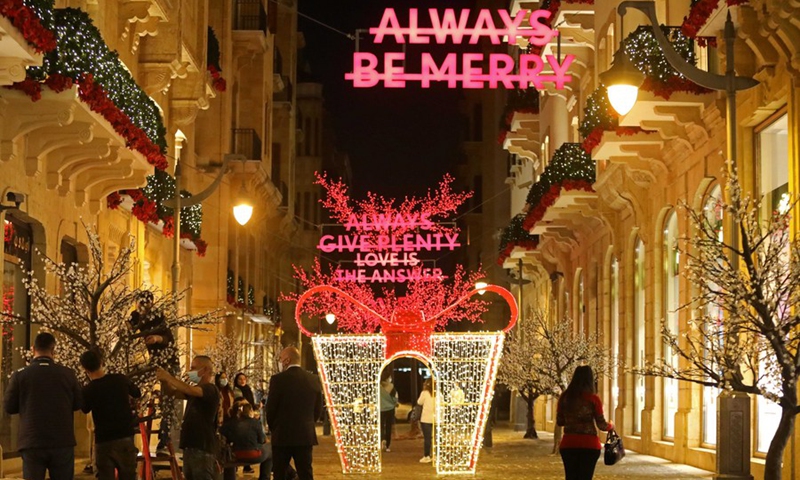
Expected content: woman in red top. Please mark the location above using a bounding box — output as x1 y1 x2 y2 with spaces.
556 366 613 480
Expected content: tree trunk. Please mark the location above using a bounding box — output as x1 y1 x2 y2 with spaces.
524 394 539 439
763 405 796 480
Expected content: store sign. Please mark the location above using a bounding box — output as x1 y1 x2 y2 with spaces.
317 213 459 283
346 8 573 89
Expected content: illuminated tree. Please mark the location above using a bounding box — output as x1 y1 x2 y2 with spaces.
638 170 800 480
0 224 221 413
316 172 471 238
498 310 608 448
284 259 487 333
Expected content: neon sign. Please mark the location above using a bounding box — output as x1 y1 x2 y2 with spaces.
317 213 459 283
346 8 574 89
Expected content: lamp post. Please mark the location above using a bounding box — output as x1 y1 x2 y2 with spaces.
164 153 250 295
600 3 757 479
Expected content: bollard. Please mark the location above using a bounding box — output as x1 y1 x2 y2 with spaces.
716 391 753 480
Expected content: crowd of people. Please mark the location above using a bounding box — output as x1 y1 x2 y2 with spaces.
1 291 613 480
3 323 322 480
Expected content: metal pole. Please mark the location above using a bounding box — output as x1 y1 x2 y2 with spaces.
171 161 182 295
517 259 524 323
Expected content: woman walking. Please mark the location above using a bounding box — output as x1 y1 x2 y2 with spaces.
417 378 435 463
380 377 398 452
556 366 613 480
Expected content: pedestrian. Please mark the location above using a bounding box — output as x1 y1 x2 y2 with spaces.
556 365 613 480
156 356 220 480
3 332 82 480
379 377 398 452
221 402 272 480
79 348 142 480
417 378 435 464
130 290 179 454
267 347 323 480
216 373 235 424
233 372 256 408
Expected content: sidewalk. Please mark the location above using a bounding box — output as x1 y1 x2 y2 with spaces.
2 427 713 479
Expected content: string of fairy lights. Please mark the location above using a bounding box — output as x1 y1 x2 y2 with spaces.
310 333 506 475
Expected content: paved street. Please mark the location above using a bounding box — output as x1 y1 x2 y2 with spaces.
2 426 712 480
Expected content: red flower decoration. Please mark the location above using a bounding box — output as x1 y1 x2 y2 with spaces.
0 0 56 53
522 180 594 231
44 73 73 93
7 78 42 101
106 192 123 210
208 65 227 93
681 0 748 39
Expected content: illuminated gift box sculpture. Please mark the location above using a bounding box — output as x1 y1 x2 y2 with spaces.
296 285 517 475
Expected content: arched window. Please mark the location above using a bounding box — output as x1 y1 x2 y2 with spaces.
610 254 620 422
755 112 788 452
702 185 722 445
633 238 645 434
576 269 585 335
662 212 679 439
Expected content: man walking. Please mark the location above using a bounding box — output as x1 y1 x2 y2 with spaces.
3 332 82 480
267 347 322 480
156 355 219 480
80 349 142 480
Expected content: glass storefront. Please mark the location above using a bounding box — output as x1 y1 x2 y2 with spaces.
1 216 32 455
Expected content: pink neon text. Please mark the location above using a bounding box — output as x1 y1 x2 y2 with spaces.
371 8 558 46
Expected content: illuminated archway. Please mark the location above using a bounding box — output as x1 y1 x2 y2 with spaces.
299 285 516 475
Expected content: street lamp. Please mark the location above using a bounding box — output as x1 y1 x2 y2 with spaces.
163 152 248 295
601 3 758 479
599 48 644 116
474 278 489 295
325 313 336 325
233 181 254 226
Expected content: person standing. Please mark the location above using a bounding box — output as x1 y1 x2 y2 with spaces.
233 372 256 408
379 378 398 452
216 373 235 424
3 332 82 480
267 347 322 480
556 366 613 480
130 290 178 453
156 356 220 480
80 349 142 480
417 378 435 464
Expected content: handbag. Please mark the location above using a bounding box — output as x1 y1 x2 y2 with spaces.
409 404 422 423
603 428 625 465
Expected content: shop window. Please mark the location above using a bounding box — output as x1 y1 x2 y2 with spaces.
702 185 723 445
755 112 788 453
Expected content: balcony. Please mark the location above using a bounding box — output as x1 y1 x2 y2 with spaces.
234 0 267 35
0 0 52 85
231 128 262 161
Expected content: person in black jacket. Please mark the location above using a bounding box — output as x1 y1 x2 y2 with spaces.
221 402 271 480
267 347 322 480
130 290 178 453
3 332 82 480
80 349 142 480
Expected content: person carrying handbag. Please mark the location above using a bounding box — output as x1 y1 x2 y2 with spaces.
556 366 614 480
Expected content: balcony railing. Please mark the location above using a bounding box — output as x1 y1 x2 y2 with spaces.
231 128 262 160
234 0 267 35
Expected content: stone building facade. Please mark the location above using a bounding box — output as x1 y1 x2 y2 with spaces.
498 0 800 477
0 0 303 459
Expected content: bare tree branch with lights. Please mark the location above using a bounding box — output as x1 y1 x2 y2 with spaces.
636 170 800 480
498 310 609 448
283 259 488 333
0 224 222 421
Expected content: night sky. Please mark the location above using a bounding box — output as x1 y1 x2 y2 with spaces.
298 0 475 198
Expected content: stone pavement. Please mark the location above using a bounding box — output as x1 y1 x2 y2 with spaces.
1 426 713 479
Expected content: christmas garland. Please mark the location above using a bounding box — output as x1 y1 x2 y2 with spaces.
497 87 540 144
622 25 712 99
0 0 56 53
497 214 540 265
107 170 207 257
579 86 647 152
7 8 167 170
681 0 748 45
522 143 595 230
263 297 281 322
207 27 227 93
226 270 255 311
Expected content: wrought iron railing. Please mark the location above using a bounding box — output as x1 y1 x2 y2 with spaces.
231 128 262 160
